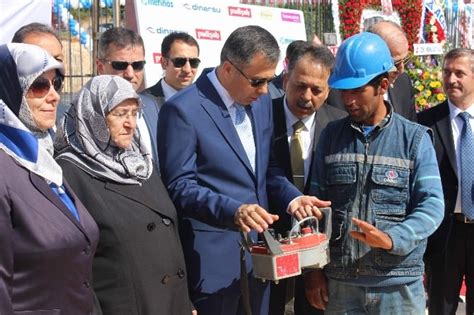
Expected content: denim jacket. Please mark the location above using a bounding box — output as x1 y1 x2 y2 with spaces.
310 106 444 284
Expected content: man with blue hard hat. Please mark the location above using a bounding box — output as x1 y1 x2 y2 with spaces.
303 32 444 314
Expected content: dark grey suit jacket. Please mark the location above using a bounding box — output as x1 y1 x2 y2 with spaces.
0 151 99 315
326 72 417 122
270 96 347 232
417 101 458 259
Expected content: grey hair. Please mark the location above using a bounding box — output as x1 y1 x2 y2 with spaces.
220 25 280 67
443 48 474 71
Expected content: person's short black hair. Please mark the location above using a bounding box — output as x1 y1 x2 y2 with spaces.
12 22 61 45
287 42 335 74
98 27 145 60
161 32 199 58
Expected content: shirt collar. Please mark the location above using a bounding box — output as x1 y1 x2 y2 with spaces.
283 96 316 131
448 100 474 121
207 68 235 110
161 79 178 101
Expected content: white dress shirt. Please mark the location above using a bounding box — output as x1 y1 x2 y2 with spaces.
448 101 474 213
283 97 316 184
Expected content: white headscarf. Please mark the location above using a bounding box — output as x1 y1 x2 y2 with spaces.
0 43 64 186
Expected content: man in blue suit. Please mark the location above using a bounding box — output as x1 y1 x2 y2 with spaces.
158 25 330 315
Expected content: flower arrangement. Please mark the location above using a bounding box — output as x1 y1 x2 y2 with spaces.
423 9 447 44
337 0 423 48
406 55 446 112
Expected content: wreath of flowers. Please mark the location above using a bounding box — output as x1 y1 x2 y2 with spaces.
338 0 423 48
424 9 446 44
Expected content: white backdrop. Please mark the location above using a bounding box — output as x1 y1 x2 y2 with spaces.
134 0 307 88
0 0 52 44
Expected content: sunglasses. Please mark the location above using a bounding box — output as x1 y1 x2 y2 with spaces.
105 60 146 71
28 75 64 98
167 57 201 69
393 55 411 67
227 59 276 88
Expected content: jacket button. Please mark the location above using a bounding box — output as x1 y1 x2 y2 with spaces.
177 269 185 278
147 222 156 231
83 280 91 288
162 218 171 226
83 246 91 255
162 275 171 284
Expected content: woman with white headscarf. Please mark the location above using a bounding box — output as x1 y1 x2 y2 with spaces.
54 75 195 315
0 43 99 314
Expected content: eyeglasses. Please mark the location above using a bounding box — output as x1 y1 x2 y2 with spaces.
104 60 146 71
393 55 411 67
28 75 64 98
227 59 276 88
167 57 201 69
109 109 140 121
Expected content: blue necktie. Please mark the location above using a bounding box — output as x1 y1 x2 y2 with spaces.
233 104 256 172
459 112 474 220
50 183 80 221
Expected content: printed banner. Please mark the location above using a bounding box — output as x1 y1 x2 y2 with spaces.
134 0 307 87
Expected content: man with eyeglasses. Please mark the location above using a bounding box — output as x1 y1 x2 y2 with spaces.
158 25 330 315
145 32 200 107
96 27 159 163
327 20 417 122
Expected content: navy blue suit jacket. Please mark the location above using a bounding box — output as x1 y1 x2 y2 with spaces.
157 68 301 294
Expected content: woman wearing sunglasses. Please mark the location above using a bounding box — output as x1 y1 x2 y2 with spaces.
54 75 195 315
0 43 99 314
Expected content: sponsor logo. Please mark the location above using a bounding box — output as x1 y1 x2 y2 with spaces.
383 169 399 184
183 3 221 13
153 53 162 64
281 12 301 23
195 29 221 41
260 10 273 20
141 0 174 7
148 26 184 35
228 6 251 18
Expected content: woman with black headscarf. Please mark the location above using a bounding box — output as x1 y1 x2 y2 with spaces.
54 75 194 315
0 43 99 314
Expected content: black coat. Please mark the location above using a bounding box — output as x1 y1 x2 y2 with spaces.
417 101 458 260
58 159 193 315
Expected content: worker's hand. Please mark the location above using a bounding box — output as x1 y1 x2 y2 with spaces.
234 204 278 233
350 218 393 250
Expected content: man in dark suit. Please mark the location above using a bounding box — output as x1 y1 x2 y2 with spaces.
145 31 200 109
327 20 417 122
269 42 347 315
418 48 474 315
158 25 330 315
96 27 160 163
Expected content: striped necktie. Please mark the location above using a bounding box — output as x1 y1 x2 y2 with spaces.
459 112 474 219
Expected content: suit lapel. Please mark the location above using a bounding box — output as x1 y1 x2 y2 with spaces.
197 72 256 176
104 178 176 220
272 97 292 179
435 102 458 176
29 173 87 235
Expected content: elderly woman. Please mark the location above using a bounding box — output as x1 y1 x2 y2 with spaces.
0 43 99 313
54 75 194 315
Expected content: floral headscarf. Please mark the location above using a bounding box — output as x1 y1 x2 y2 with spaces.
55 75 152 184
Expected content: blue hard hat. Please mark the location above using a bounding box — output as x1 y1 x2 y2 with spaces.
329 32 394 90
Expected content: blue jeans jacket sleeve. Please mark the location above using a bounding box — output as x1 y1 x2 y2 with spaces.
386 133 444 256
